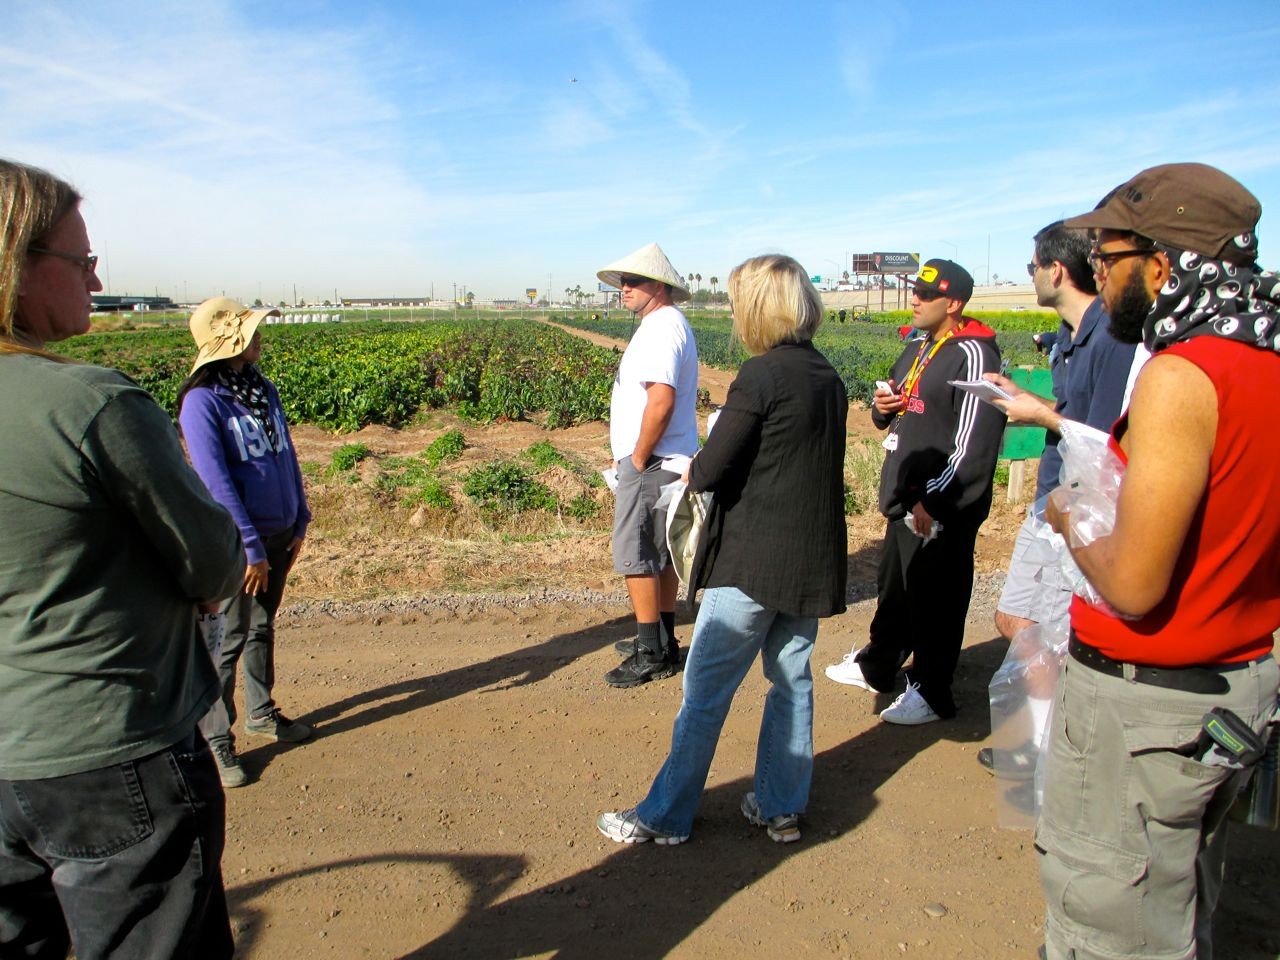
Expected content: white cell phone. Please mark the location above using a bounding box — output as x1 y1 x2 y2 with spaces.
875 380 894 393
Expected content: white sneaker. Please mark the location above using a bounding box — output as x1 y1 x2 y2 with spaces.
824 648 872 689
879 682 940 725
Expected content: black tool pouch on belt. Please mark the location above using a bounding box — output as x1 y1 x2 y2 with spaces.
1195 707 1266 767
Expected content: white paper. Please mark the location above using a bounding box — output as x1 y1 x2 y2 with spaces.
660 455 692 476
948 379 1013 404
901 514 943 543
601 467 618 493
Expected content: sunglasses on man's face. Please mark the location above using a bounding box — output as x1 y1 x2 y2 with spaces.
912 288 942 302
618 275 650 288
1087 248 1155 274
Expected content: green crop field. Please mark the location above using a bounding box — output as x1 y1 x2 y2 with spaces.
54 318 620 432
57 306 1058 435
556 309 1054 403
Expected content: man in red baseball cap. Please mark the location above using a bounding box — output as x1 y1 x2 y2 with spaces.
1037 163 1280 959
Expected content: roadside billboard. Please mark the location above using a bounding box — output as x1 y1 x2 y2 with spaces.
874 252 920 274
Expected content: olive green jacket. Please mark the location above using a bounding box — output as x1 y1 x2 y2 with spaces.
0 353 243 779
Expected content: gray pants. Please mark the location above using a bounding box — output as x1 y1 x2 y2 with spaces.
1037 652 1279 959
199 530 295 746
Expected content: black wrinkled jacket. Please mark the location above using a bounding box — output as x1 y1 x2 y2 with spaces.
689 341 848 618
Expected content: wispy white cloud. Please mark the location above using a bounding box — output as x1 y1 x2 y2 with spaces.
834 1 901 107
3 0 1278 299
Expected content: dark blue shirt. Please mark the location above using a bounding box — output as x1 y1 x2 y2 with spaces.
1035 298 1139 499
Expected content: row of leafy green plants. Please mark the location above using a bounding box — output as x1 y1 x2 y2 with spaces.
555 309 1053 401
320 428 888 525
55 319 620 432
321 430 604 522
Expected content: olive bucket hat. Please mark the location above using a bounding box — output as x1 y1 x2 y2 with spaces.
1063 162 1261 265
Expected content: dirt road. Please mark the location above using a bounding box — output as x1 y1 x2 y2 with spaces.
221 588 1279 959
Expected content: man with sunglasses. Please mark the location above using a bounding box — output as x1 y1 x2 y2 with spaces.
596 243 699 687
1035 163 1280 960
826 259 1005 725
967 223 1147 775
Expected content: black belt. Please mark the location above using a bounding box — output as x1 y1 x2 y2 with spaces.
1067 633 1251 695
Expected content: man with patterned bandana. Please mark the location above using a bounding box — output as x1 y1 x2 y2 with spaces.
1039 163 1280 960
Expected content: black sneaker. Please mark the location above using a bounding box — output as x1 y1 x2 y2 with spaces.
211 740 248 788
604 650 677 687
613 638 686 665
245 707 312 743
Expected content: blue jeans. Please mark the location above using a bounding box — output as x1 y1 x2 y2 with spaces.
637 586 818 835
0 730 233 959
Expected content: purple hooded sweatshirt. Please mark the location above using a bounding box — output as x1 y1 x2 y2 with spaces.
179 376 310 566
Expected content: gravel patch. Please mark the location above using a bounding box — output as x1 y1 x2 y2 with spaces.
279 572 1008 625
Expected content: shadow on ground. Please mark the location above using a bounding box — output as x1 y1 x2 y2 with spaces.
228 600 1279 959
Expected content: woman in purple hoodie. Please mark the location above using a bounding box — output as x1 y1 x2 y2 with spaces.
179 297 312 787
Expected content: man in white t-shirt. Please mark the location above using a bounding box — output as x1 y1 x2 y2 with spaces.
597 243 700 687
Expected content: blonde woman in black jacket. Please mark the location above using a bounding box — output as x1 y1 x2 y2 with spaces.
599 254 847 845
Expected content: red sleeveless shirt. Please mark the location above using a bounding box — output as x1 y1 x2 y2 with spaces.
1071 336 1280 666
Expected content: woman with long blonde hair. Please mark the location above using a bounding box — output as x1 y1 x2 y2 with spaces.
599 254 848 845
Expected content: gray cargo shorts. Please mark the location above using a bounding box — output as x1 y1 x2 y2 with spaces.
997 512 1071 624
611 456 678 576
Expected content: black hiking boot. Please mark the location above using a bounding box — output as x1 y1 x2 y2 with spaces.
605 641 678 687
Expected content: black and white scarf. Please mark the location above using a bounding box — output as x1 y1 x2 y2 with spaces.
214 364 280 449
1147 234 1280 354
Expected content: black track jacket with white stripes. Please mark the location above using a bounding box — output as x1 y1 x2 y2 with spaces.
872 319 1006 525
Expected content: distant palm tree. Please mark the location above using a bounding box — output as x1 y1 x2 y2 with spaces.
709 276 718 294
695 273 702 291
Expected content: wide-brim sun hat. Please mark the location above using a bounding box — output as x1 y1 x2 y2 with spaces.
188 297 280 373
597 242 691 303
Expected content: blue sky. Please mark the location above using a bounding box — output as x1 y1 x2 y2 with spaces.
5 0 1279 303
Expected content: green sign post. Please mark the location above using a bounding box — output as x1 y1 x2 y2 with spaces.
999 368 1055 502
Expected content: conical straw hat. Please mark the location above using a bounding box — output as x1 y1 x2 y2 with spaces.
597 242 690 303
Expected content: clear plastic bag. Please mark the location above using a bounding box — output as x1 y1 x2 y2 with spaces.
1043 420 1130 617
987 618 1069 829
